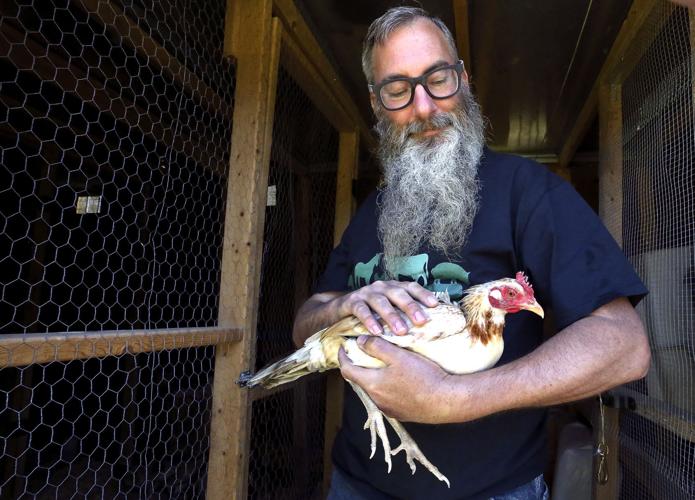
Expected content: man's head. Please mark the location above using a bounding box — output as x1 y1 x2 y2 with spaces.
362 7 486 277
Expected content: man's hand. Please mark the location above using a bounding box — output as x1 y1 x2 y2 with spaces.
338 336 460 424
335 281 439 336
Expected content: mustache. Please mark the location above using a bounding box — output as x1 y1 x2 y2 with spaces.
401 112 456 135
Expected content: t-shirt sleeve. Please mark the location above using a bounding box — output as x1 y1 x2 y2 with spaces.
314 228 353 293
518 179 648 330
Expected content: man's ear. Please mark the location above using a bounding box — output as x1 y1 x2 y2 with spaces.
462 70 470 85
369 91 377 114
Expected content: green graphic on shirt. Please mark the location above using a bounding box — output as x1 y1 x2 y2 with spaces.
348 253 470 300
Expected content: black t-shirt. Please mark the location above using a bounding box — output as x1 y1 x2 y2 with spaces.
315 148 647 499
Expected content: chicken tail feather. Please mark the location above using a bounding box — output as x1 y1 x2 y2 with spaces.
237 341 324 389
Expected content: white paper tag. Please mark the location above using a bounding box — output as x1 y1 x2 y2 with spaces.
267 185 276 206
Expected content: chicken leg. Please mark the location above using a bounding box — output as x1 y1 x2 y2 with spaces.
347 381 451 487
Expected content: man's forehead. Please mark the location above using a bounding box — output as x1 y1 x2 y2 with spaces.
371 18 455 81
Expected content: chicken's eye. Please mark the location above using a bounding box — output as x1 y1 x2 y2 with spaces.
506 289 517 298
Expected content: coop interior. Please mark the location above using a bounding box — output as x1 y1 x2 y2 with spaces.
0 0 693 499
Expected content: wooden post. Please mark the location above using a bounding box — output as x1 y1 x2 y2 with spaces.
595 82 622 500
206 2 281 498
323 130 359 493
452 0 472 73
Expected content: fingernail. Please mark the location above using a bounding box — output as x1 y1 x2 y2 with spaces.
395 320 407 334
414 311 426 323
369 323 382 335
357 335 367 346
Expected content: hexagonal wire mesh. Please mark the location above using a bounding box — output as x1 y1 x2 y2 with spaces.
1 0 235 497
247 65 338 500
601 3 694 499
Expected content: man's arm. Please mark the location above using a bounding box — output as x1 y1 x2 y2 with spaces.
292 281 440 347
338 297 651 424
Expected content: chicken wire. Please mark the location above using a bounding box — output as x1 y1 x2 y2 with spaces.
601 3 694 499
248 65 338 500
1 0 235 497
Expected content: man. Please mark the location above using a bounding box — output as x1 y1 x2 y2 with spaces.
293 7 651 499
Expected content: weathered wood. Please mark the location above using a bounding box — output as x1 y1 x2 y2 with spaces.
206 2 281 498
223 0 242 60
272 0 375 149
595 82 622 500
452 0 472 73
322 130 359 493
333 131 360 245
559 0 665 168
0 327 241 368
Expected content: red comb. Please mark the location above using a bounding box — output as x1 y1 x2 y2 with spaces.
515 271 534 295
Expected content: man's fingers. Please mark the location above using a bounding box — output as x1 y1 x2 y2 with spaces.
338 346 374 384
352 301 383 335
403 281 439 308
357 335 402 362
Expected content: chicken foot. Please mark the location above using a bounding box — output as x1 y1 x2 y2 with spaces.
348 381 450 487
348 381 394 471
386 416 451 487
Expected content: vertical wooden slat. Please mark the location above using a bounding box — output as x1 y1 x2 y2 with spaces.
323 130 359 493
223 0 242 59
452 0 472 72
595 82 622 500
207 2 281 498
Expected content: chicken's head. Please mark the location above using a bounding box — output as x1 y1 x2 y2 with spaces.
486 272 544 318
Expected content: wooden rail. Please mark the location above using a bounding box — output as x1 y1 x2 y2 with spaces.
0 327 242 368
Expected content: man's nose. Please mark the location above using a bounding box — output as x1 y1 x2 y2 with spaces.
411 84 438 120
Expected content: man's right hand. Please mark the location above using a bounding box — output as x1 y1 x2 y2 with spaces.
333 280 439 335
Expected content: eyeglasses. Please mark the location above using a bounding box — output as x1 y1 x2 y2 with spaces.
369 60 465 111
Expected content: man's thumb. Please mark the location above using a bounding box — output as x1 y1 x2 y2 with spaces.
357 335 398 359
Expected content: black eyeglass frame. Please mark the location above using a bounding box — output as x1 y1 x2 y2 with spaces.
369 60 465 111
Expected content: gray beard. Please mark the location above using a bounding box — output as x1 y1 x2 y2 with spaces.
375 85 485 279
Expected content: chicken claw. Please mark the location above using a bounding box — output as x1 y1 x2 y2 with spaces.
348 381 393 472
386 417 451 487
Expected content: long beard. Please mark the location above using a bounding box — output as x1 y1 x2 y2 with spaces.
375 85 485 278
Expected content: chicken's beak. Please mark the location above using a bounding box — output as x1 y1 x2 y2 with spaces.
523 300 545 318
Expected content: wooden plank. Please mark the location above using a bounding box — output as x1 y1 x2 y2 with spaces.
559 0 664 168
76 0 232 120
333 131 360 244
322 130 359 493
0 327 241 368
206 2 281 498
452 0 472 73
272 0 375 149
595 81 622 500
223 0 242 60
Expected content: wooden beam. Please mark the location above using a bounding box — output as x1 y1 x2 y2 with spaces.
333 131 360 243
0 20 226 174
321 130 359 493
594 81 622 500
272 0 375 149
0 327 242 368
223 0 242 60
76 0 232 120
280 28 354 133
206 2 281 498
452 0 472 74
559 0 665 168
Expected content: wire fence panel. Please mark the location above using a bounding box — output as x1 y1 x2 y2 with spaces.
0 0 235 497
248 65 338 500
606 3 694 499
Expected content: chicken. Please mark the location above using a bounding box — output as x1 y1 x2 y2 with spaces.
238 272 544 487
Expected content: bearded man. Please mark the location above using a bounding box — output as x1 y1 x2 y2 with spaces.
292 7 650 500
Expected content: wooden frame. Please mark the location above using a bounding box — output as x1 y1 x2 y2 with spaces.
206 1 282 498
0 327 241 368
453 0 472 74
